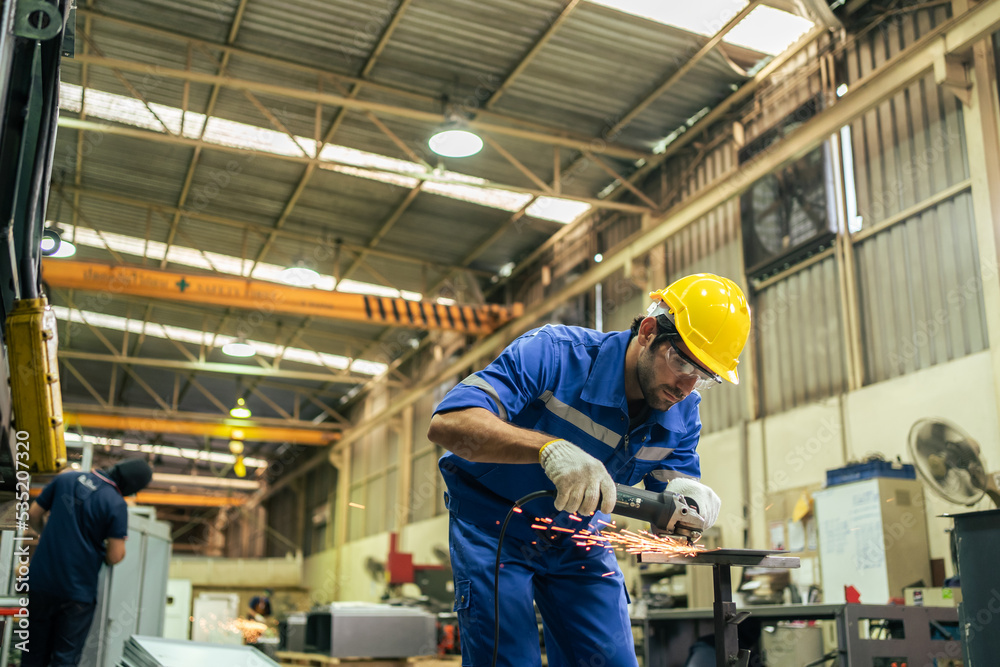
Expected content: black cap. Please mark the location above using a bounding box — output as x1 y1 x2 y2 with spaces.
105 459 153 496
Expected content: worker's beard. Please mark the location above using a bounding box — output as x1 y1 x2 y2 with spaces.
636 346 684 412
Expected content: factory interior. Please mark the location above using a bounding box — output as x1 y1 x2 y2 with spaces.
3 0 1000 665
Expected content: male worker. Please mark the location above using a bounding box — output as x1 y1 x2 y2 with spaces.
427 274 751 667
25 458 153 666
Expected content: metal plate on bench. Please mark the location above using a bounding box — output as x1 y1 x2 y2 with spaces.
637 547 800 568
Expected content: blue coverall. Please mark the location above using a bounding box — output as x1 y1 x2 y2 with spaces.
434 324 703 667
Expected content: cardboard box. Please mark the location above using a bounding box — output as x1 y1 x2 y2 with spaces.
815 478 932 604
905 587 962 607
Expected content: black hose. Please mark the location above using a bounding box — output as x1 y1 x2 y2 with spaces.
492 490 556 667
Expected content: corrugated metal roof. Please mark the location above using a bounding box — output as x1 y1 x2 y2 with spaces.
488 3 749 143
50 0 773 420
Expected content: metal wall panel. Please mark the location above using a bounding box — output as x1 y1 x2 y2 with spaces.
265 486 298 558
660 144 750 433
844 5 986 383
854 192 986 383
755 256 847 415
845 5 966 225
304 463 333 556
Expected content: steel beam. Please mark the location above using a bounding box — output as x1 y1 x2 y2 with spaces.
56 185 491 276
605 0 762 140
339 185 423 284
323 0 1000 461
69 54 651 161
135 492 245 507
44 259 523 334
485 0 581 109
58 349 374 385
537 0 762 225
240 0 414 274
75 8 650 151
158 0 251 268
496 24 827 289
151 472 260 490
64 411 340 445
56 118 650 215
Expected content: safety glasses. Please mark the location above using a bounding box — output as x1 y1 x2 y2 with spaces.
664 336 722 391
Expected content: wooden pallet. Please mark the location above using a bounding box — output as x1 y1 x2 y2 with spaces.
276 651 461 667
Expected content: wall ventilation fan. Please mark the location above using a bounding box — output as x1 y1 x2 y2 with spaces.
908 418 1000 507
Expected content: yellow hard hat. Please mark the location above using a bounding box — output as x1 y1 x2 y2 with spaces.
648 274 751 385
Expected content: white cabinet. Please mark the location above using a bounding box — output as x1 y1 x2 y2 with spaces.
815 478 931 604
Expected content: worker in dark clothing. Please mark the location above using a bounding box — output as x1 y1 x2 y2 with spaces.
24 458 153 667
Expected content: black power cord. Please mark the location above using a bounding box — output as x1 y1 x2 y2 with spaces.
492 490 556 667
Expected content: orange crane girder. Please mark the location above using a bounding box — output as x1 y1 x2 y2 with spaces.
42 260 522 334
63 412 339 446
29 486 246 507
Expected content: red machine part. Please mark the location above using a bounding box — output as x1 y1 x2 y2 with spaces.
386 532 443 585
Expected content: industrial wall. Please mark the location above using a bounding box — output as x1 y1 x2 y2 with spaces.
266 7 1000 606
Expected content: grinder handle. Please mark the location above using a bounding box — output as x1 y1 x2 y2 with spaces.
612 484 680 532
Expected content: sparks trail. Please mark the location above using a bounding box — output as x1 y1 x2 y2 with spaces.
602 527 704 557
531 515 705 558
227 617 268 643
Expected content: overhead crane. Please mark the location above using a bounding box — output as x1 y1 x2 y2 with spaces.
43 259 522 335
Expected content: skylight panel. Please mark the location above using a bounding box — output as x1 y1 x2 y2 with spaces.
202 116 314 158
51 305 388 376
57 223 418 301
320 143 425 175
58 83 596 225
324 164 421 189
723 6 814 55
423 181 533 212
590 0 747 35
586 0 813 57
527 197 592 224
65 433 268 468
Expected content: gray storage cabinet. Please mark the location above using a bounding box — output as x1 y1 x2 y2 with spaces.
81 508 172 667
305 603 436 658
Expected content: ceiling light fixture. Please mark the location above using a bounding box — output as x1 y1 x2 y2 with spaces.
429 103 483 158
51 240 77 258
229 397 252 419
41 228 76 258
278 261 321 287
429 129 483 158
233 455 247 478
222 340 256 358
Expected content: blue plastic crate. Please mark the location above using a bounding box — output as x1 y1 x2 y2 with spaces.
826 461 916 487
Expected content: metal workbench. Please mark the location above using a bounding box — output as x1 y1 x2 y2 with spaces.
633 549 961 666
632 602 961 666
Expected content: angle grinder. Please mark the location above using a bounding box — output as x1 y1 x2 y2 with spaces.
611 484 707 543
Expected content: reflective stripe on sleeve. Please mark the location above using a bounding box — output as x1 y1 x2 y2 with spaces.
649 469 697 483
459 374 507 421
538 390 621 449
633 446 674 461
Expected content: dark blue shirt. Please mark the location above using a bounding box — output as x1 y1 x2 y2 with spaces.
31 471 128 603
435 325 702 539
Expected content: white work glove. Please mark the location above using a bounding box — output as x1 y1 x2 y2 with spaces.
539 439 617 516
665 478 721 530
